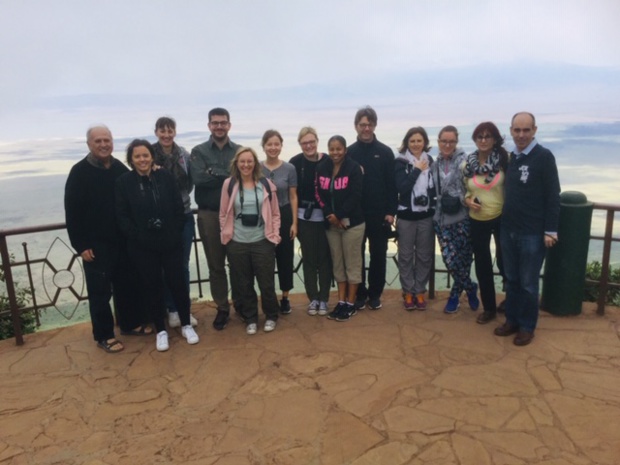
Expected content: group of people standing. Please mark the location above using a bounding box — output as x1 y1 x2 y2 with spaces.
282 107 399 323
392 113 560 346
190 107 398 332
65 120 201 353
64 106 560 354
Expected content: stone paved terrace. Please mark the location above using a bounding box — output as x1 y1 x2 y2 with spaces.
1 290 620 465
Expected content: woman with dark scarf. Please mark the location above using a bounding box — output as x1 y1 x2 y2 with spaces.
462 122 509 324
152 117 198 329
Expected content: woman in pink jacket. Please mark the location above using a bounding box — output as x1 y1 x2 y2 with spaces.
220 147 281 335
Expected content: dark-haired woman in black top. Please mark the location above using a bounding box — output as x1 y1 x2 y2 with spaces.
116 139 200 352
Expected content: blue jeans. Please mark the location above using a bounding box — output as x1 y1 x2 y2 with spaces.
500 230 546 333
165 213 195 313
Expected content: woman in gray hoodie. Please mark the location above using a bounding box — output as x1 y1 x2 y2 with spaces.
431 125 479 314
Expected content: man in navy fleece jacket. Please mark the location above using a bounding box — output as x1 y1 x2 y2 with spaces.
494 112 561 346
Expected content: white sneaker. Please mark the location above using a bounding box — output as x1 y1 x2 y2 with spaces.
307 300 319 316
246 323 258 335
318 301 328 316
156 331 169 352
182 325 199 344
264 320 277 332
190 314 198 327
168 312 181 328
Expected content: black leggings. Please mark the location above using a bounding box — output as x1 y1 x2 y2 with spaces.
129 244 191 332
275 206 295 292
470 216 504 313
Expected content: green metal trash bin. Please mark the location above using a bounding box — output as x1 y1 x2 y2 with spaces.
541 191 593 315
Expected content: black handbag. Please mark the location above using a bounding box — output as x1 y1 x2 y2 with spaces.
437 172 461 215
441 195 461 214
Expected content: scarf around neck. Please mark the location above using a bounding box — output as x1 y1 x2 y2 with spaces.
153 142 190 191
405 150 432 212
463 149 501 183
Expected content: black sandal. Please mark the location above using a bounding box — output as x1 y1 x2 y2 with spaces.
121 325 154 336
97 338 124 353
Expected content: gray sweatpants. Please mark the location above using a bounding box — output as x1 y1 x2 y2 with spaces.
396 216 435 295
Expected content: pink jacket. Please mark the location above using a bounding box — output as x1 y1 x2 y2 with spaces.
219 177 281 245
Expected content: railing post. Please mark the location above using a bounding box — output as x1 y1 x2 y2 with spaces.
0 234 24 345
597 209 615 316
429 243 436 299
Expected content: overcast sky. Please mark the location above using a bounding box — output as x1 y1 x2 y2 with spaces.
1 0 619 140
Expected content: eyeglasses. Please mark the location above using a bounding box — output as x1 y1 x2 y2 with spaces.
476 134 494 141
438 139 457 145
300 140 317 146
209 121 229 127
357 123 375 129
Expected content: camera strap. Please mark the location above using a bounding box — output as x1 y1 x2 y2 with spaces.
228 177 272 201
238 183 261 226
238 185 258 211
139 173 161 221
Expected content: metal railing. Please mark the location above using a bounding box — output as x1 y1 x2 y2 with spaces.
2 204 618 345
1 223 69 346
0 220 212 346
589 202 620 315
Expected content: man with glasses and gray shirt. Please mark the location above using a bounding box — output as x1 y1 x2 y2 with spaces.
190 108 240 330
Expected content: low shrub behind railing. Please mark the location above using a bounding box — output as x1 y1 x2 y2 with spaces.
584 261 620 307
0 254 35 341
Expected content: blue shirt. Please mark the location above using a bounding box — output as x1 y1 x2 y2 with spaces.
514 138 538 157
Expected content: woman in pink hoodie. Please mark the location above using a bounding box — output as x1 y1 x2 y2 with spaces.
220 147 281 335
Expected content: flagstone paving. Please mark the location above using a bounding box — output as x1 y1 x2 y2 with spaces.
1 290 619 465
